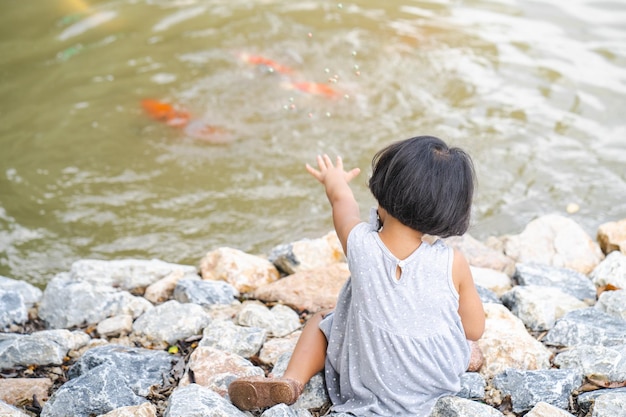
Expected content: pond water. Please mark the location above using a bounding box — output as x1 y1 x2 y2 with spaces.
1 0 625 287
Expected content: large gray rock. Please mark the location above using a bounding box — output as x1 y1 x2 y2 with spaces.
492 368 582 413
513 263 597 303
199 319 266 358
0 290 27 330
132 300 211 345
590 251 626 289
69 258 197 290
544 308 626 347
554 344 626 384
0 330 90 370
595 289 626 320
577 387 626 416
38 274 153 329
174 278 239 306
41 365 148 417
458 372 486 400
430 396 505 416
69 344 177 397
590 391 626 417
0 275 42 307
164 384 248 417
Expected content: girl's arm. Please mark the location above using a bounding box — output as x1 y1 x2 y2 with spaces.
305 154 361 254
452 249 485 341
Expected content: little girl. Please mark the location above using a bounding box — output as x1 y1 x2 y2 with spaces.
229 135 485 416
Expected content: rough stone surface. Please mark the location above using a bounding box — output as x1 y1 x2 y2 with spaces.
69 258 197 290
0 401 31 417
595 289 626 320
258 331 301 366
470 266 513 296
590 251 626 289
501 285 588 331
513 263 597 303
165 384 248 417
132 300 211 345
457 372 486 400
200 247 280 293
143 270 191 304
268 231 345 275
260 404 313 417
502 214 604 274
576 387 626 415
41 365 148 417
478 304 552 378
254 263 350 313
98 402 157 417
174 278 239 306
68 344 177 397
199 319 266 358
524 401 575 417
0 275 43 307
0 378 53 405
430 396 505 416
179 346 264 396
492 368 583 413
477 286 502 304
554 344 626 383
597 218 626 255
0 329 90 369
235 301 301 337
0 290 27 330
97 314 134 338
445 234 516 276
544 308 626 347
38 274 153 329
589 391 626 417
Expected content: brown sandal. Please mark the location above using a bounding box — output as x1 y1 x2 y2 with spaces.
228 376 304 410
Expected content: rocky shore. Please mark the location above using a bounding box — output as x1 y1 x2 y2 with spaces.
1 214 626 417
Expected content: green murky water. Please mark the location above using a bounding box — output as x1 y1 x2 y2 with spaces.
1 0 625 287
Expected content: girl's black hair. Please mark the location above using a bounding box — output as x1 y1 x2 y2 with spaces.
368 135 475 237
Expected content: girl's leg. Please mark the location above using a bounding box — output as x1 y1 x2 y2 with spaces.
228 310 330 410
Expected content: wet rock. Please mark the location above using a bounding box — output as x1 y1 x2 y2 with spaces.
174 278 239 306
0 377 52 406
430 396 505 416
199 319 266 358
268 231 345 275
577 387 626 415
69 258 197 290
261 403 313 417
492 368 582 413
200 247 280 293
0 290 27 330
254 264 350 312
501 285 587 331
590 251 626 289
457 372 486 399
273 353 328 409
132 300 211 345
236 301 301 337
595 289 626 320
164 384 248 417
544 308 626 347
0 275 42 307
98 402 157 417
525 401 575 417
445 234 516 276
69 344 177 397
38 274 153 329
502 214 604 274
478 303 552 378
0 329 90 369
41 365 148 417
96 314 133 338
554 344 626 383
597 218 626 255
470 266 513 296
514 263 597 303
179 346 264 396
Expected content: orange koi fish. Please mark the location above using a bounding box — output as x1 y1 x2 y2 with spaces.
141 99 233 144
141 99 190 127
238 52 294 75
285 81 341 99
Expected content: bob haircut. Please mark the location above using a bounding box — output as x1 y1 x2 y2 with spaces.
368 135 475 237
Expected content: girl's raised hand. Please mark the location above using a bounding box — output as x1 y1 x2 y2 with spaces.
305 154 360 186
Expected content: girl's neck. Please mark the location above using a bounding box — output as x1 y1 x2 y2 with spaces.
377 210 424 261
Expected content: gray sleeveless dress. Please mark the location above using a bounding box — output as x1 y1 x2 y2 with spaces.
319 210 470 416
